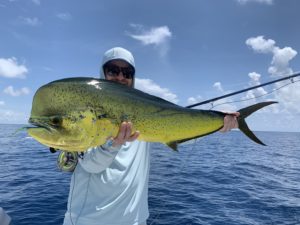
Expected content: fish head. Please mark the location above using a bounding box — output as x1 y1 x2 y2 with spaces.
28 79 101 151
28 113 99 151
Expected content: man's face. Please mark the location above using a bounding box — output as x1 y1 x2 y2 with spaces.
104 59 134 87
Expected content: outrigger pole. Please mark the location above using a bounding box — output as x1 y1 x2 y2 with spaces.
186 72 300 108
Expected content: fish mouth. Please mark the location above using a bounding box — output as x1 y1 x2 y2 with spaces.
28 117 55 132
27 119 85 151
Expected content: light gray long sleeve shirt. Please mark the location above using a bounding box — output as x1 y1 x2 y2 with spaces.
63 140 150 225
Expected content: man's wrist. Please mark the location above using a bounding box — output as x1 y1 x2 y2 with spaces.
101 139 121 152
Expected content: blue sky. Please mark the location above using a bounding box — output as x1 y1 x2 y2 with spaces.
0 0 299 132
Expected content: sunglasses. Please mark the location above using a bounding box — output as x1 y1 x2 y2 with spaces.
104 64 135 79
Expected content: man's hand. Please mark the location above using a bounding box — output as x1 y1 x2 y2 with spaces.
111 122 140 147
219 112 240 133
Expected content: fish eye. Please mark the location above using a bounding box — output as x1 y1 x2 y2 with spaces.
50 116 62 127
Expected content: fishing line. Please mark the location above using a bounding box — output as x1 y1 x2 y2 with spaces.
69 168 91 225
69 171 76 225
69 109 98 225
208 78 300 110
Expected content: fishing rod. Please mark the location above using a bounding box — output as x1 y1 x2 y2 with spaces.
186 71 300 108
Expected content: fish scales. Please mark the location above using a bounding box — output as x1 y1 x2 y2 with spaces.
27 77 277 151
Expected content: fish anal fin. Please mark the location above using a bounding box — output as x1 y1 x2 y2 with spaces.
165 129 222 151
166 141 178 151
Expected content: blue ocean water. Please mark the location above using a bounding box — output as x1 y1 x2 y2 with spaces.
1 124 300 225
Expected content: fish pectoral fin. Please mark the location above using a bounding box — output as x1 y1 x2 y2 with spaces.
166 141 178 151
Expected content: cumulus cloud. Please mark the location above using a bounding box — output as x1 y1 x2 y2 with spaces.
248 72 265 91
246 36 275 54
135 78 178 104
273 82 300 113
246 36 297 76
127 24 172 56
268 47 297 76
243 72 267 101
56 12 72 21
248 72 261 84
213 82 224 92
3 86 30 97
246 35 300 113
20 17 41 26
237 0 273 4
0 57 28 78
187 95 203 106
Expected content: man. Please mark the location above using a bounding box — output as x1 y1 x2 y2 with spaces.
63 47 238 225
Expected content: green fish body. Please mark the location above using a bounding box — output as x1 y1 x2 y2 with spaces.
28 77 276 151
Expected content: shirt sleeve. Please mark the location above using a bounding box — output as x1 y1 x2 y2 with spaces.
78 144 121 174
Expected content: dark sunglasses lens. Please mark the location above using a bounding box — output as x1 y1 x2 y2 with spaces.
105 64 134 79
121 68 134 79
106 66 120 77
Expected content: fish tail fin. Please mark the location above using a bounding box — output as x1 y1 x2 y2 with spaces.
237 101 278 146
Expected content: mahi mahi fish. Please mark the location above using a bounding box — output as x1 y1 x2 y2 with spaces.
28 77 276 152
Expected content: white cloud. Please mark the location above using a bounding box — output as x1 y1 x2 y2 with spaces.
135 78 178 104
0 101 5 106
246 36 275 54
0 109 27 124
273 80 300 113
0 57 28 78
214 102 238 112
56 12 72 21
268 47 297 76
129 25 172 45
245 36 300 113
244 72 268 101
20 17 41 26
3 86 30 97
213 82 224 92
243 88 268 102
127 24 172 56
211 82 237 111
237 0 273 4
187 95 203 106
248 72 261 84
246 36 297 76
